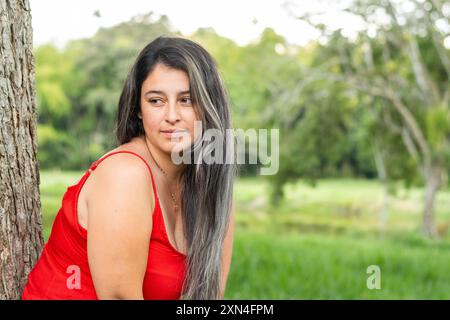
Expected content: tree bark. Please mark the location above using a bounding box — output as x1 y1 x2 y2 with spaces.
0 0 44 299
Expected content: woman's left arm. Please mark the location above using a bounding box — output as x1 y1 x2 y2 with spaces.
219 202 235 299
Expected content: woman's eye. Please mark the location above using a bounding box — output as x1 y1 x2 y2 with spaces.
148 98 163 105
181 97 192 105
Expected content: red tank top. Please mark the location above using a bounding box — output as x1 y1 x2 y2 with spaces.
22 150 187 300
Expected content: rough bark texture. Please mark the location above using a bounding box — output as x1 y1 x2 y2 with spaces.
0 0 44 300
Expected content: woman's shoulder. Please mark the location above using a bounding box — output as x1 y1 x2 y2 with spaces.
87 139 155 204
98 137 146 161
87 153 154 209
95 137 151 172
96 151 150 178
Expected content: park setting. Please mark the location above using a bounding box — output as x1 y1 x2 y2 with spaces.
0 0 449 299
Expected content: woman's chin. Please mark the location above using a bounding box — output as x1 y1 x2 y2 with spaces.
160 142 191 158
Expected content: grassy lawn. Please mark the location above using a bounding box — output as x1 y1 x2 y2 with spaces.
39 170 450 299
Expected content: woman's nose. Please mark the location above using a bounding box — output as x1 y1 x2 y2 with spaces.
165 100 180 123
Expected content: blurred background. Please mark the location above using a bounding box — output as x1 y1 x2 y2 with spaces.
30 0 450 298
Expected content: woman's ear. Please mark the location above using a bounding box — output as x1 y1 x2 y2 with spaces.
138 112 142 119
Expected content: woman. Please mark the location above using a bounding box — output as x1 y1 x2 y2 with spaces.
22 36 237 300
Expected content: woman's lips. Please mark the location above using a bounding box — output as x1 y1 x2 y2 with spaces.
160 130 188 138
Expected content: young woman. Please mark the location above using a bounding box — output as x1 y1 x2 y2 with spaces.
22 36 237 300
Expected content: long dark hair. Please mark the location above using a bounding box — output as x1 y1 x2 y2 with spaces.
115 36 236 299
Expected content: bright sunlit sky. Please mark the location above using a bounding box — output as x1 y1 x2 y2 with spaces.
29 0 365 49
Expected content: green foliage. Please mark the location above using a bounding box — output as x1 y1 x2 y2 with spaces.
37 124 74 169
35 45 75 123
426 105 450 150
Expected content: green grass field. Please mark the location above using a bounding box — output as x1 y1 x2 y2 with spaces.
39 170 450 299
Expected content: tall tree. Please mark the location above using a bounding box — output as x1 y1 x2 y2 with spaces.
290 0 450 237
0 0 44 299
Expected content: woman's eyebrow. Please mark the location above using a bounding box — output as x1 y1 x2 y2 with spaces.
145 90 165 96
144 90 190 96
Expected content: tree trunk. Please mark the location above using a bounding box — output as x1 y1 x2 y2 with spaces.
0 0 44 299
373 143 389 233
422 165 442 238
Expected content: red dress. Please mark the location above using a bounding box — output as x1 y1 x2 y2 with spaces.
22 150 187 300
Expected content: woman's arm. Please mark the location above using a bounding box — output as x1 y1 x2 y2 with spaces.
219 202 235 299
86 154 154 300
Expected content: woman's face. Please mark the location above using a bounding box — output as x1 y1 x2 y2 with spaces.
139 63 201 156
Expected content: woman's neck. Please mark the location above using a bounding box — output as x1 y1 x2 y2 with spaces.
141 136 184 183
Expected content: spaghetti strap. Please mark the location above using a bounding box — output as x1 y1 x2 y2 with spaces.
90 150 158 200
